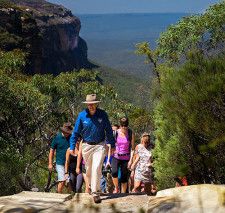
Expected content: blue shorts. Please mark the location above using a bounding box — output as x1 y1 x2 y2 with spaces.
56 164 65 181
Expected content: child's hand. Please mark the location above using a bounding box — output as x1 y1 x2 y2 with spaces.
127 160 132 169
130 163 136 171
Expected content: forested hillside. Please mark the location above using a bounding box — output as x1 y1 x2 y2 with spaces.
90 60 153 109
0 0 152 109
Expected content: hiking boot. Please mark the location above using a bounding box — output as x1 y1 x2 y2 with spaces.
113 187 120 193
93 195 101 203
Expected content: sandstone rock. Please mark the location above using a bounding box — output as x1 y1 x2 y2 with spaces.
148 184 225 213
1 0 90 75
42 193 151 213
1 205 36 213
10 0 90 75
0 191 72 212
1 185 223 212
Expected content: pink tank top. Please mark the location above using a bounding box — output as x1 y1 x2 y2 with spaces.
115 130 130 160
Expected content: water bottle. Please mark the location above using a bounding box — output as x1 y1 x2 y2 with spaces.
66 175 70 183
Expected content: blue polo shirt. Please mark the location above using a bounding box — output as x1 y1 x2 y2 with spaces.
51 133 70 165
70 108 116 149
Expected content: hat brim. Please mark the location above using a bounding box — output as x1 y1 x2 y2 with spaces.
60 127 74 134
82 101 101 104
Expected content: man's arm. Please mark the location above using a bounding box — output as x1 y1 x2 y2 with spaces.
106 143 111 166
70 113 83 154
76 142 82 175
64 148 70 180
48 148 54 171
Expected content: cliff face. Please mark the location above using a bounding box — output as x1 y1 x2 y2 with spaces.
3 0 89 74
0 5 42 74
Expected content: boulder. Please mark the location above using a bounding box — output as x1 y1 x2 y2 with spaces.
148 184 225 213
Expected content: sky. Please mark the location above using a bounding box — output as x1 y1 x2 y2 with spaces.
47 0 223 14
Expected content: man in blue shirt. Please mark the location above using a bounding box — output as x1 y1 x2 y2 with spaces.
48 123 73 193
70 94 116 203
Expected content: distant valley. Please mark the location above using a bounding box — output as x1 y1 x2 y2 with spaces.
77 13 190 80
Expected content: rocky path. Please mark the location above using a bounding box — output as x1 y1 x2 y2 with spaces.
0 191 150 213
0 184 224 213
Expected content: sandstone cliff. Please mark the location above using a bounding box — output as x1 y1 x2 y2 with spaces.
1 0 90 74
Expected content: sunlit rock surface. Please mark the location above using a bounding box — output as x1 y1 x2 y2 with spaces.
0 185 224 212
153 184 225 213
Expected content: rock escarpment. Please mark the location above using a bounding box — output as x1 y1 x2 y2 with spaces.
2 0 89 74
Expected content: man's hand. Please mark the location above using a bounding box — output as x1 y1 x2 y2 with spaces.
106 161 111 168
65 174 69 181
76 167 81 174
69 149 75 155
48 164 53 172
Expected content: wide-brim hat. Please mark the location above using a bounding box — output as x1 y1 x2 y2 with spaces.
82 94 101 104
60 123 74 134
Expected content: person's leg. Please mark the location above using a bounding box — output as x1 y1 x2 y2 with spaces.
100 175 107 193
118 166 122 191
134 180 142 193
76 173 84 193
121 182 127 193
111 157 119 191
126 170 131 193
120 160 129 193
91 142 106 197
82 143 94 189
56 164 66 193
69 171 77 192
144 183 151 195
82 164 89 193
58 181 65 193
150 173 156 195
129 171 135 193
82 173 89 193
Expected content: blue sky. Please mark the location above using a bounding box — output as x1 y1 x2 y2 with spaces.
47 0 222 14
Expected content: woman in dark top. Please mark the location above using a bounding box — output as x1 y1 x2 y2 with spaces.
65 139 84 192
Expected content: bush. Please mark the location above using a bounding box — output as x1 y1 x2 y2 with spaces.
153 52 225 189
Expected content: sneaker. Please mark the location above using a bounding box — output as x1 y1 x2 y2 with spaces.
113 187 120 193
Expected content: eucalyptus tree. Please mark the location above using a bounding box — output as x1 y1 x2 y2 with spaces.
135 1 225 189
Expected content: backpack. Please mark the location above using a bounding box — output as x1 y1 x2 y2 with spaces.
113 129 133 149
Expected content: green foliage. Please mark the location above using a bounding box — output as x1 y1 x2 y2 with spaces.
0 0 13 8
0 49 26 75
135 1 225 79
157 1 225 61
135 1 225 189
0 50 153 195
135 42 160 82
0 1 41 75
152 52 225 189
